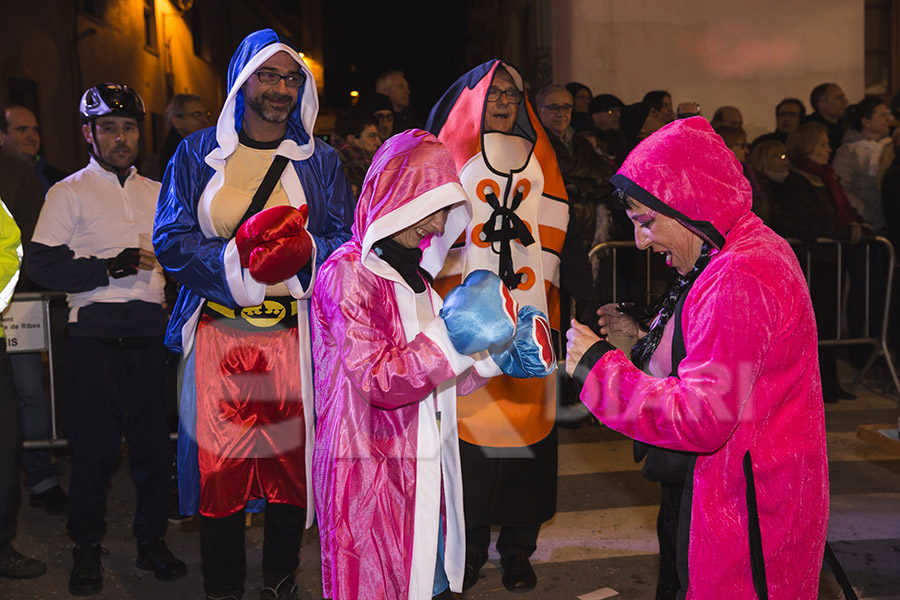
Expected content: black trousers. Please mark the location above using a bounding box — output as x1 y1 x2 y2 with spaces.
655 483 685 600
0 345 21 547
200 502 305 596
467 523 541 557
65 335 170 545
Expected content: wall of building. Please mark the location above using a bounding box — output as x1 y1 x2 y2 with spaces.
550 0 865 141
0 0 323 175
0 0 226 173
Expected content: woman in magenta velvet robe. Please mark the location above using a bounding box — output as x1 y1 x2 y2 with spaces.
566 117 828 599
311 130 498 600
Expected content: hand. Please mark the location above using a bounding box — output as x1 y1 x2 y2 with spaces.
107 247 141 279
565 320 602 376
597 303 641 351
235 205 312 284
676 102 701 118
490 305 556 378
137 247 158 271
440 270 518 355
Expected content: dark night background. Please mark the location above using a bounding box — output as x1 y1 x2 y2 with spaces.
319 2 474 118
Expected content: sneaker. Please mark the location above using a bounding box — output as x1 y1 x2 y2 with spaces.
260 574 298 600
69 544 104 596
136 538 187 581
29 484 68 515
0 543 46 579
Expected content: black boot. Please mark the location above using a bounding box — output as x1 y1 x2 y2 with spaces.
463 547 488 591
136 538 188 581
69 544 104 596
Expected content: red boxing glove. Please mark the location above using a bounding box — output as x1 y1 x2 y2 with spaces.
235 204 313 284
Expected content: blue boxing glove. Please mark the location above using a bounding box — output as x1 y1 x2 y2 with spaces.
491 305 557 378
439 270 518 355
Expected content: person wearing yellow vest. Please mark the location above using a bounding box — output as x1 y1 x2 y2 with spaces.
426 61 600 593
0 198 47 580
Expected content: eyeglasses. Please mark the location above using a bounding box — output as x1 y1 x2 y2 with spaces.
540 104 573 114
252 70 305 87
487 87 522 103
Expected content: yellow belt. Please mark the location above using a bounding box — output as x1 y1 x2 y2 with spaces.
202 297 298 331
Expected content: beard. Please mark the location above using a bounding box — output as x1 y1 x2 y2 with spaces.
101 143 137 170
246 90 296 124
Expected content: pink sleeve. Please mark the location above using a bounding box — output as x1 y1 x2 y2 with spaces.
318 261 460 411
581 262 776 453
455 368 489 396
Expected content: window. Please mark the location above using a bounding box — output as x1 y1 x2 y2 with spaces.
190 2 212 62
144 0 158 52
864 0 896 94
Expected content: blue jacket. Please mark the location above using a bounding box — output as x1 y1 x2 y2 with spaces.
153 28 353 352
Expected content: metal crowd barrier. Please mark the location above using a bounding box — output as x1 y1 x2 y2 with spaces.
588 236 899 395
4 292 65 450
15 237 899 450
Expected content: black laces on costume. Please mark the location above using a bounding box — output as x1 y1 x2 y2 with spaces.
481 179 535 289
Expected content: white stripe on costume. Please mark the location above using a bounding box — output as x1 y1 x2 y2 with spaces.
393 279 468 597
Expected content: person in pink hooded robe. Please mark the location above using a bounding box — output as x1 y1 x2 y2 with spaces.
312 130 509 600
566 117 828 599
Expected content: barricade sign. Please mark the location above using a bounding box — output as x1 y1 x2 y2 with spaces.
2 297 48 353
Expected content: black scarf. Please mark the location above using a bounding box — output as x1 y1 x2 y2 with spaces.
630 242 712 370
373 238 433 293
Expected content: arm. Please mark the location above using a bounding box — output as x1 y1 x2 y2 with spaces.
0 200 21 311
574 262 776 453
25 242 109 293
315 262 469 411
26 183 110 293
153 137 243 308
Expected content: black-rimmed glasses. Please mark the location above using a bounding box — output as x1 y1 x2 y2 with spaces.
487 87 522 103
252 71 305 88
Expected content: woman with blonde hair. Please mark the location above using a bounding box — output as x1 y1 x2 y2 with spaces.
783 122 873 402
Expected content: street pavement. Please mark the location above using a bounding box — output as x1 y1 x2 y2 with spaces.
1 361 898 600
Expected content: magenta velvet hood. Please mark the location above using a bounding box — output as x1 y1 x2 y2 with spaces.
611 116 752 249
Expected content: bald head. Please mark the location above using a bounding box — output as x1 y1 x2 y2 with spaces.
710 106 743 129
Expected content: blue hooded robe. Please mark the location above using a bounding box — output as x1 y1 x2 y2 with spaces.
153 29 353 520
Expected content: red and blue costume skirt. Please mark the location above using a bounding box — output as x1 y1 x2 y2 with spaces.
178 298 307 518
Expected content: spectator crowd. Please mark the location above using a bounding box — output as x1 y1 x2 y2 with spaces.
0 26 898 600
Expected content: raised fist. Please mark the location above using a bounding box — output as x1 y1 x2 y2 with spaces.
235 204 312 284
439 270 517 355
